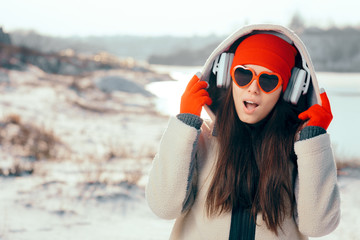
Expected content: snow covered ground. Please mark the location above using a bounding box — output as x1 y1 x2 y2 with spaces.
0 66 359 240
323 167 360 240
0 66 174 240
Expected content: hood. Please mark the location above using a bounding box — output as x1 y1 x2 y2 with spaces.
200 24 321 120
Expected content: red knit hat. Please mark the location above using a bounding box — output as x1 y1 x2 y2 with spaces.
231 33 297 92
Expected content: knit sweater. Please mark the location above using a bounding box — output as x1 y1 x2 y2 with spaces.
146 116 340 240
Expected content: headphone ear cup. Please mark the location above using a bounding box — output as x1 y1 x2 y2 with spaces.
283 67 307 105
224 53 234 87
283 68 297 103
212 53 234 88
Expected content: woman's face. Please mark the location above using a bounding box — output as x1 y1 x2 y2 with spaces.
232 64 282 124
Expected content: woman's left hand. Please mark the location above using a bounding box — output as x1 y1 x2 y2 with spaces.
298 92 333 130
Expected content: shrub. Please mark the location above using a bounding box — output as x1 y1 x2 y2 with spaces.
0 113 62 160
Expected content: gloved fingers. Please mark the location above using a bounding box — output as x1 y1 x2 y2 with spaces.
180 73 212 116
199 96 213 106
194 89 211 98
190 81 209 94
185 74 200 92
298 104 321 120
298 104 332 129
298 109 310 121
320 92 332 113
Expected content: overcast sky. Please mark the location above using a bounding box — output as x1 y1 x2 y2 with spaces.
1 0 360 37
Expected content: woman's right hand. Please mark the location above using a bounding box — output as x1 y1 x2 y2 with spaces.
180 73 212 116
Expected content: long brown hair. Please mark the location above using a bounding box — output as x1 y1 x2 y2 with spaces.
206 84 303 234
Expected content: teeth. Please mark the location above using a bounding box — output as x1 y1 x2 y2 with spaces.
245 101 256 104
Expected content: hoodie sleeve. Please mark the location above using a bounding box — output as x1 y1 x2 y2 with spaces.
145 116 200 220
294 133 341 237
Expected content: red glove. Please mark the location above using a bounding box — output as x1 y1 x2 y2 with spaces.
180 73 212 116
298 92 333 130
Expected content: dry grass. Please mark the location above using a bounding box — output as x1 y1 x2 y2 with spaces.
334 151 360 177
123 169 143 185
0 161 34 177
105 143 133 161
105 140 156 161
0 113 61 160
334 144 360 170
77 140 156 188
336 157 360 170
0 113 66 176
80 161 106 185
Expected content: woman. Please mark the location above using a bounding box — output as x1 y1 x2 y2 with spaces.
146 24 340 240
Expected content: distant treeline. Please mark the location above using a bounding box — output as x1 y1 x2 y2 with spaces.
300 27 360 72
8 30 224 61
0 28 146 75
6 26 360 72
148 27 360 72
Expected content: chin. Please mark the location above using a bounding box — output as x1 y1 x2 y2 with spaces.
239 115 260 124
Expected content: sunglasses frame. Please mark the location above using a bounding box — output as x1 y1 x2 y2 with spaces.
231 65 283 94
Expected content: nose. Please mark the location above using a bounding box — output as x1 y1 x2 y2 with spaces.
247 79 260 94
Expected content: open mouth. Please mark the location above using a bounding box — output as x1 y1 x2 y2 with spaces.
244 100 259 111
